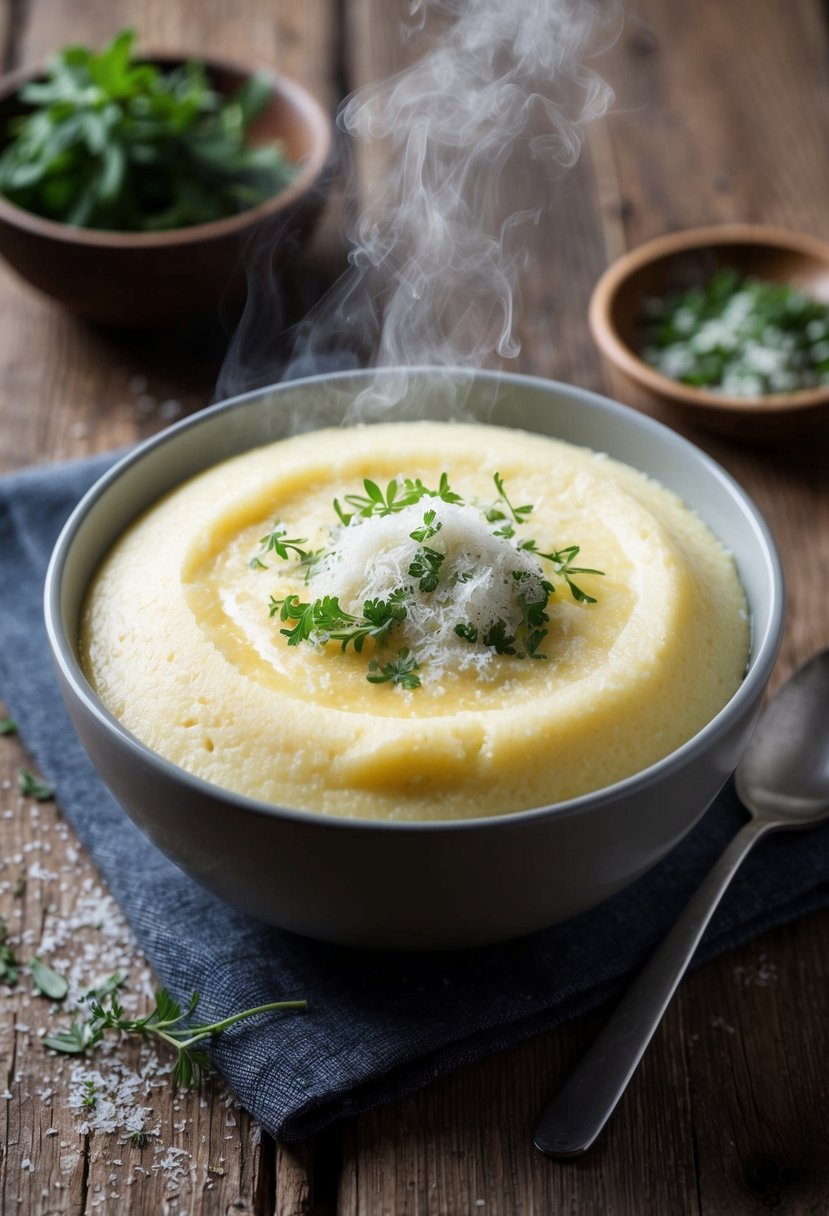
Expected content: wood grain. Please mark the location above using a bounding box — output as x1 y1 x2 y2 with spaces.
0 1 338 1213
1 0 828 1213
338 2 829 1214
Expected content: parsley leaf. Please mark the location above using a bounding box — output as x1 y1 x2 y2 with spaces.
367 648 421 689
408 546 444 592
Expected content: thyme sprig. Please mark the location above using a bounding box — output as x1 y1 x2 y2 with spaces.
43 983 307 1089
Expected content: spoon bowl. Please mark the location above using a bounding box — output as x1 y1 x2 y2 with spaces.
736 650 829 823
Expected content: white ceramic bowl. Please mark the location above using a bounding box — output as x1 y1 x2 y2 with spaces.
44 368 785 949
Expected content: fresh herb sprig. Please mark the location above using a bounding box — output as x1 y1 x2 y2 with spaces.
0 28 294 232
517 540 603 604
334 473 462 526
249 524 313 571
43 984 307 1089
271 592 408 652
489 471 534 529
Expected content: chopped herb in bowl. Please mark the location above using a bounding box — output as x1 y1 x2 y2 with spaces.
640 267 829 397
0 28 295 231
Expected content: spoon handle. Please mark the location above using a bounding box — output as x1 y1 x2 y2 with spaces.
533 814 771 1158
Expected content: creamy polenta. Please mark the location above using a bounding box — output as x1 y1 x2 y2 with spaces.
80 422 750 820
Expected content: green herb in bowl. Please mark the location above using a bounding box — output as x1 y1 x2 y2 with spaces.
640 267 829 397
0 28 295 231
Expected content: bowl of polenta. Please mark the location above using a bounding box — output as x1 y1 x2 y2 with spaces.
44 368 784 949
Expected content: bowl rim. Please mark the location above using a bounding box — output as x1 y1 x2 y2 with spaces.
44 366 786 836
589 222 829 415
0 52 332 248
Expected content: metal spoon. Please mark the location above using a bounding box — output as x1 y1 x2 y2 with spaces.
534 648 829 1158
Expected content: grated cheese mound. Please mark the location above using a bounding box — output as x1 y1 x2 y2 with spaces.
309 499 548 679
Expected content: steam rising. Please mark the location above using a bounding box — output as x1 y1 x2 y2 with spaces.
216 0 619 414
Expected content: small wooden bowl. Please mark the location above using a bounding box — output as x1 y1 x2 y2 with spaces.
0 55 332 327
589 224 829 440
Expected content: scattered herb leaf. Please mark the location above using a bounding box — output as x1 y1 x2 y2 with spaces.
409 509 442 543
18 769 54 801
408 545 444 592
0 716 17 735
366 648 422 689
0 916 19 986
30 956 69 1001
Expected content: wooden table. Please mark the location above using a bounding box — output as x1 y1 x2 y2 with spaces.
1 1 828 1212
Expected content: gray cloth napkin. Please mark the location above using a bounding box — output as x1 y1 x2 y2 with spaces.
1 452 827 1141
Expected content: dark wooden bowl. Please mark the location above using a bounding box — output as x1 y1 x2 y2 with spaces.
0 55 332 327
589 224 829 440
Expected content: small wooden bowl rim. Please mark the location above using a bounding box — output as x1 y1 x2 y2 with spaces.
0 52 332 248
589 223 829 416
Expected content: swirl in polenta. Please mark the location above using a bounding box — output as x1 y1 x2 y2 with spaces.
80 422 750 821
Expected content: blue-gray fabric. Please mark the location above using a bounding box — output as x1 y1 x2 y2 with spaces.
1 453 827 1141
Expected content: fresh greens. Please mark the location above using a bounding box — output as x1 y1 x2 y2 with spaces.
270 592 408 652
0 917 19 987
249 524 312 571
0 28 295 231
254 472 604 686
408 545 444 592
18 768 54 801
641 267 829 396
30 956 69 1001
43 982 307 1089
333 473 462 526
367 648 421 689
0 716 17 735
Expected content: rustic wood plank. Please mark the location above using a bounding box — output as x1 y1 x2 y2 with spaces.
0 1 340 1213
337 1 829 1214
3 0 829 1213
586 3 829 1213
